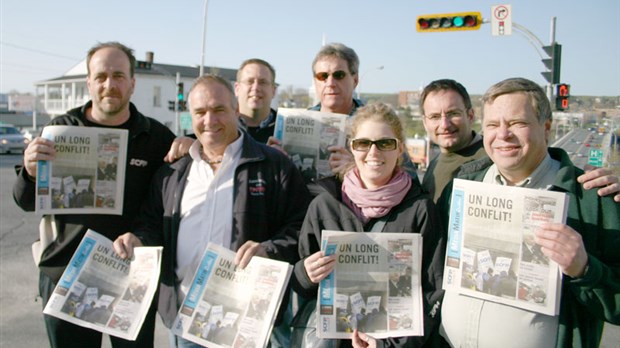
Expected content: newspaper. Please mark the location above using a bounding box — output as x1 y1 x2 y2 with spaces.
172 243 293 348
273 108 347 183
317 230 424 339
443 178 569 315
43 230 162 341
36 125 128 215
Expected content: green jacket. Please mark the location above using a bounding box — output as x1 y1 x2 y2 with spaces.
439 147 620 348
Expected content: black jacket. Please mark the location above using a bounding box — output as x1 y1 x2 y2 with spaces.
293 176 446 347
132 130 312 327
13 101 176 282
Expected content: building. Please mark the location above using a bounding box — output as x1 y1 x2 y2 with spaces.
34 51 237 134
398 90 421 113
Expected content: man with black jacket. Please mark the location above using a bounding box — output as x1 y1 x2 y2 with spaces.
113 74 312 347
14 41 176 348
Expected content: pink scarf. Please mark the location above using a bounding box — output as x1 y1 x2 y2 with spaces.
341 167 412 224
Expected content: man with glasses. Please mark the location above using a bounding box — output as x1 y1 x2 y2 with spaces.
308 43 364 176
303 42 418 183
421 79 620 203
235 59 278 144
420 79 487 202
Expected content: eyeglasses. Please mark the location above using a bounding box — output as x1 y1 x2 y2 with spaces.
350 138 399 151
314 70 347 81
424 110 466 122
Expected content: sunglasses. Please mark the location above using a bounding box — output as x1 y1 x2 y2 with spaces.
350 138 399 151
314 70 347 81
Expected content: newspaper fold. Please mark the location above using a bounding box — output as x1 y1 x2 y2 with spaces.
318 230 424 339
443 178 568 315
36 125 128 215
273 108 347 183
43 230 162 341
172 243 293 348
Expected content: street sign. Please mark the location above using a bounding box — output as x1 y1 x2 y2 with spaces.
180 112 192 131
491 4 512 36
588 148 604 167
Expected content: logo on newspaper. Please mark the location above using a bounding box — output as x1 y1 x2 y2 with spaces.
248 178 266 196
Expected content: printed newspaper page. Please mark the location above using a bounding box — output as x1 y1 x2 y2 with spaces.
443 178 568 315
274 108 347 183
36 125 128 215
172 243 293 348
43 230 162 341
318 231 423 339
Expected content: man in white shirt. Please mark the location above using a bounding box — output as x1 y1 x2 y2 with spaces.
114 74 311 347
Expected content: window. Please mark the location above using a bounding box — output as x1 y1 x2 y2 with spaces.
153 86 161 107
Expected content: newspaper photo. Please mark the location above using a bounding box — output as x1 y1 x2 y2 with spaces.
43 230 162 341
317 230 424 339
443 178 569 316
172 243 293 348
36 125 128 215
273 108 347 183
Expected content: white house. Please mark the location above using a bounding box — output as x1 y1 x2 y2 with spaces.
34 52 237 134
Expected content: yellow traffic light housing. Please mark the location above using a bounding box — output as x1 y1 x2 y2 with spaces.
416 12 482 32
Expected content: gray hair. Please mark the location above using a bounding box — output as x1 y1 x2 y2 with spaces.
312 42 359 75
188 74 238 110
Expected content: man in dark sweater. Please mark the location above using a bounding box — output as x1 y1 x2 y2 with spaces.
235 58 278 144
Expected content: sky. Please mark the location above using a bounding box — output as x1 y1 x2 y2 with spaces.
1 0 619 96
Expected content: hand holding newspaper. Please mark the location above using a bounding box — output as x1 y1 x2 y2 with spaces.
318 230 424 339
442 179 569 315
172 243 292 348
273 108 347 183
36 125 128 215
43 230 162 341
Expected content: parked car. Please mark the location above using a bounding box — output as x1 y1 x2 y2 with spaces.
0 125 28 154
20 127 39 142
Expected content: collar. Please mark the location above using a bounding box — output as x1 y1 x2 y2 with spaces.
188 131 245 164
484 153 560 189
309 98 364 116
239 109 277 130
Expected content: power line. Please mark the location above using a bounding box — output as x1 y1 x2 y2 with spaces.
0 41 80 61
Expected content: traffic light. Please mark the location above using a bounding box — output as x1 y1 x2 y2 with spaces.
555 83 570 111
541 43 562 84
177 82 185 102
168 100 176 111
416 12 482 32
178 100 187 111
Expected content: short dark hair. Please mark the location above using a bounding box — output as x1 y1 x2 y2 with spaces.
312 43 359 75
420 79 472 116
86 41 136 77
189 74 238 110
481 77 551 124
237 58 276 84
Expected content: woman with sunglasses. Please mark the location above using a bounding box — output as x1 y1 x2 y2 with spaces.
291 102 446 348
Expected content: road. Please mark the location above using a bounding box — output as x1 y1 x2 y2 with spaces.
1 152 619 347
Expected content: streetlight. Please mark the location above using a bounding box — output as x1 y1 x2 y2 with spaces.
199 0 209 76
357 65 384 101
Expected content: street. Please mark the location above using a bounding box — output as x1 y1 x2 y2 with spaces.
1 153 619 347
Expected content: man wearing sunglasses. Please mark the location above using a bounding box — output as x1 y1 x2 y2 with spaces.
304 43 419 184
308 43 364 178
